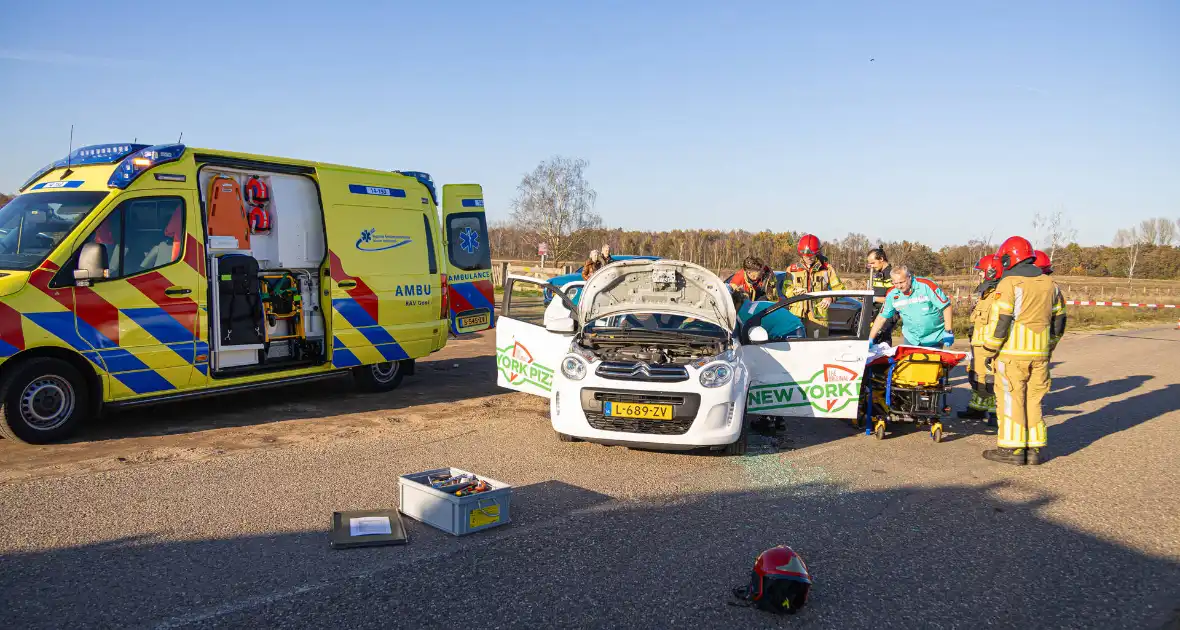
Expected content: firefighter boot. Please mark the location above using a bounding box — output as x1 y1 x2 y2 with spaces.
982 448 1026 466
1025 448 1046 466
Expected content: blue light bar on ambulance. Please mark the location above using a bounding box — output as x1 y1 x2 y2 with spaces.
107 144 186 189
18 143 149 192
396 170 438 206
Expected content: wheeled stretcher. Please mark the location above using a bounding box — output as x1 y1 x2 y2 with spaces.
856 345 968 442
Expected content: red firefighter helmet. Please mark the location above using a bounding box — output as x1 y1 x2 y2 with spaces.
245 176 270 205
736 545 812 614
996 236 1034 270
797 234 821 256
1032 250 1053 274
978 254 1004 282
248 205 271 233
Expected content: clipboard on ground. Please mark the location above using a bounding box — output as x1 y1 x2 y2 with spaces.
330 509 408 549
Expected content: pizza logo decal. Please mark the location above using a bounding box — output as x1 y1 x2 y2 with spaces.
746 364 861 414
496 340 554 391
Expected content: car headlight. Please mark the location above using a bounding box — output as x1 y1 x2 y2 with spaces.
699 362 734 388
691 348 735 369
561 355 587 380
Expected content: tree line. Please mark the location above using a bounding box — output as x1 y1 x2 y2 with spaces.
489 225 1180 280
500 156 1180 281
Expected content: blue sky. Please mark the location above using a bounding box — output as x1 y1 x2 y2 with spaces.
1 1 1176 247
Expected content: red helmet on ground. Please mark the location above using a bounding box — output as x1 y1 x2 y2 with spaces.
977 254 1004 282
996 236 1034 270
736 545 812 614
797 234 821 256
1032 250 1053 274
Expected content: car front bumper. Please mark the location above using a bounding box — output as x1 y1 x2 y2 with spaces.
550 364 748 450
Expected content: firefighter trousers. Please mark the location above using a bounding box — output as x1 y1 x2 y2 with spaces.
802 318 829 339
966 348 996 413
995 358 1050 449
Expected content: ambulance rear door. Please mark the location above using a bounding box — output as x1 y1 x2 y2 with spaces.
739 290 875 419
440 184 494 335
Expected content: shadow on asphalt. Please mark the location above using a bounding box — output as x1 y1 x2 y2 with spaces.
1051 382 1180 458
67 354 498 443
1048 374 1153 411
3 480 1178 629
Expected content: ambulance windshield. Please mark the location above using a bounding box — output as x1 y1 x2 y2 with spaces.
0 191 109 270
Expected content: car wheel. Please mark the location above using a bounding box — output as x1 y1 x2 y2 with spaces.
0 358 91 444
352 360 408 393
723 418 749 456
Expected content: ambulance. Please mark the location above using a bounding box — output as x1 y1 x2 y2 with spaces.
0 142 495 443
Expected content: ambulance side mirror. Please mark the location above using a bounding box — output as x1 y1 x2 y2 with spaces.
74 242 109 284
748 326 769 343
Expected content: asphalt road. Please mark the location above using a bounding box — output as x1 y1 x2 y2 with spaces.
1 327 1178 629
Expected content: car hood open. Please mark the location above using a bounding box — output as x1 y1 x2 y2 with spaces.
577 259 736 329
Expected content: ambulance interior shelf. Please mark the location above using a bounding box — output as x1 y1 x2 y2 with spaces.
210 254 326 373
198 166 328 375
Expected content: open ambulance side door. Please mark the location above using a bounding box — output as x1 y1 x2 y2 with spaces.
440 184 495 335
496 275 577 398
739 290 875 419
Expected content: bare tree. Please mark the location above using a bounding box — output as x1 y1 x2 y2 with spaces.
509 156 601 261
1158 218 1176 247
1032 208 1077 259
1113 227 1144 280
1138 217 1175 246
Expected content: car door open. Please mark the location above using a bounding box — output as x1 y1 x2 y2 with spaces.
495 275 578 398
739 290 875 419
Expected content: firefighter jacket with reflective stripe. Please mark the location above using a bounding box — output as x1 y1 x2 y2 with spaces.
729 267 779 302
870 265 893 317
982 265 1066 360
783 259 845 322
969 287 998 348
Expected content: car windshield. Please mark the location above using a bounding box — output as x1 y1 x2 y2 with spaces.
584 312 727 337
0 191 108 270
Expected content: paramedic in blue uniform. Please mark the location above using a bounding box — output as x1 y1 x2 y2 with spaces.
868 265 955 348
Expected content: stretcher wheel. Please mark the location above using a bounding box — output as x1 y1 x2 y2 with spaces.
874 420 886 440
930 423 943 443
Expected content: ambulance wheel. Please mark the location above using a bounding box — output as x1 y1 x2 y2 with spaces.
353 360 406 393
0 358 90 444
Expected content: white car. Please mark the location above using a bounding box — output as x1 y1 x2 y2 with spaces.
496 260 875 455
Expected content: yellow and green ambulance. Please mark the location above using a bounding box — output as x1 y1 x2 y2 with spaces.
0 142 494 443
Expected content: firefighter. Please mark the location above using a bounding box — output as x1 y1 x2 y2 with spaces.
729 256 780 302
957 254 1004 424
783 235 845 338
980 237 1067 466
867 248 898 344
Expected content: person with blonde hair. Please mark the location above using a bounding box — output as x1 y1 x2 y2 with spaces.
581 249 603 280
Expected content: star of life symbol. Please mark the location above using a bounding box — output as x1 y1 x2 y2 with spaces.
460 227 480 254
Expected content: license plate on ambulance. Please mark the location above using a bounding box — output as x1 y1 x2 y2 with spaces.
603 401 673 420
458 312 490 328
